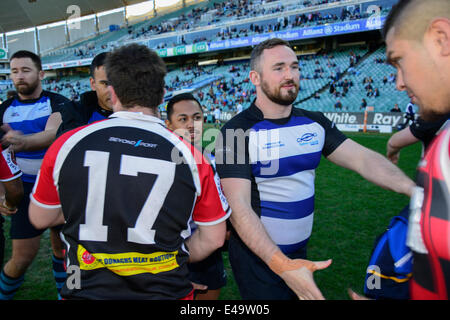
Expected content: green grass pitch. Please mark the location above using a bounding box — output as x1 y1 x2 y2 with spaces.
1 130 421 300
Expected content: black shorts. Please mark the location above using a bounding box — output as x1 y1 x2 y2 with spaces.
228 232 307 300
188 249 227 291
9 181 46 239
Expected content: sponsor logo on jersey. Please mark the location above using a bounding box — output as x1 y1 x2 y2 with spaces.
109 136 158 149
297 132 319 146
77 245 179 276
262 141 285 150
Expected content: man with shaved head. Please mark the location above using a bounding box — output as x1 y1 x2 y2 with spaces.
384 0 450 121
350 0 450 300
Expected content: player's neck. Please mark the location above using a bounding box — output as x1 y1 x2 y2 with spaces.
119 105 160 118
255 94 292 119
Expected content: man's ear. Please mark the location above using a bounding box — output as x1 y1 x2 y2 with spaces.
108 86 120 111
428 18 450 56
165 119 172 129
39 70 45 81
89 77 95 91
249 70 261 86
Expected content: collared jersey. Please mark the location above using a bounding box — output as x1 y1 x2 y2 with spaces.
409 121 450 300
0 91 69 182
215 101 347 254
31 111 230 300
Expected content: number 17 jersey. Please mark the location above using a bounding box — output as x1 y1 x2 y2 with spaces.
31 111 230 300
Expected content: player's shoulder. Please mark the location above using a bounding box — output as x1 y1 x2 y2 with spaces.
222 108 256 132
292 107 334 128
53 122 91 148
42 90 71 107
0 98 14 119
0 97 14 110
292 106 326 121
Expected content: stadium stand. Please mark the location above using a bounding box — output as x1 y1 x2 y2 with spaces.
0 0 405 116
1 45 409 114
38 0 390 63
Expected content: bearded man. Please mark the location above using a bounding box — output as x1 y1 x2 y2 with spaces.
215 38 416 300
0 50 69 300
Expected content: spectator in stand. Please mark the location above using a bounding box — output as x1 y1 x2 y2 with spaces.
390 103 401 112
361 98 368 110
213 106 221 125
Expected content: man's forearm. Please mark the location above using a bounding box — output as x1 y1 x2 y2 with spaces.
328 139 416 197
4 180 23 208
186 222 226 263
387 127 418 150
360 148 415 197
229 198 280 264
22 128 58 151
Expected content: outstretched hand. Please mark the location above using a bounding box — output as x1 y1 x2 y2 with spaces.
279 259 332 300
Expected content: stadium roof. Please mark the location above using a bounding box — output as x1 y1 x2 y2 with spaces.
0 0 150 33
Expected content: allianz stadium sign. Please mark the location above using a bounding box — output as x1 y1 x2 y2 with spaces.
157 17 386 57
41 17 386 70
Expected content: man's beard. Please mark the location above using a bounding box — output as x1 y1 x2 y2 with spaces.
261 79 299 106
15 79 39 96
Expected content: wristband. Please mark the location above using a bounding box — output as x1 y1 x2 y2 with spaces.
268 251 317 275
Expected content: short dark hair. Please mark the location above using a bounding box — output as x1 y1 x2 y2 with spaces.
382 0 413 40
250 38 292 71
90 52 109 77
10 50 42 71
382 0 450 41
166 92 202 121
105 43 167 110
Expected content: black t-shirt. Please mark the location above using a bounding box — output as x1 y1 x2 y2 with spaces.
57 91 113 137
215 101 347 254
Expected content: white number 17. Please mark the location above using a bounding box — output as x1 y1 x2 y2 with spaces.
79 150 175 244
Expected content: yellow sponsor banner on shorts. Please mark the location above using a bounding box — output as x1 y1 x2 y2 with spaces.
77 245 179 276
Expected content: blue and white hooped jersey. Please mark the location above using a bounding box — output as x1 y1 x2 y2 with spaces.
0 91 69 182
216 101 347 254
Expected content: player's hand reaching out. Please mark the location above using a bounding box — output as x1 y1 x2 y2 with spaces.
280 259 332 300
268 251 332 300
